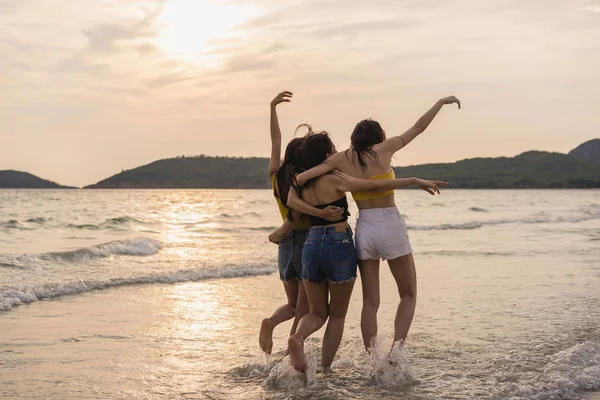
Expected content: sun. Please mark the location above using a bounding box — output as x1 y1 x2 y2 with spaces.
154 0 259 64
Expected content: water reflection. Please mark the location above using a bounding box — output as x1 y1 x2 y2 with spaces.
159 282 234 346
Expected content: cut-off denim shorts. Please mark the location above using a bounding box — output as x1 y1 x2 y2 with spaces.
301 227 357 283
278 229 307 282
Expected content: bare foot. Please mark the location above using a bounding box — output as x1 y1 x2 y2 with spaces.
259 318 274 354
321 366 334 374
287 335 307 372
390 339 405 352
388 339 405 366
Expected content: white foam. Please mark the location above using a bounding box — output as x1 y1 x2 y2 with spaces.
264 356 317 391
228 351 273 380
0 264 274 311
367 337 418 388
43 237 163 260
492 340 600 399
263 352 321 396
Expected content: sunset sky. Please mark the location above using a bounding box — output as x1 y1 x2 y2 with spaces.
1 0 599 186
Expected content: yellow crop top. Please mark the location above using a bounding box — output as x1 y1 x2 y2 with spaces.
270 174 311 230
351 170 395 201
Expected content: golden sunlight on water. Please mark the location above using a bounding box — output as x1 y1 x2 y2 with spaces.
154 0 262 65
163 283 234 344
158 199 221 259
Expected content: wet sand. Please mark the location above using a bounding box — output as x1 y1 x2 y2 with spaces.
2 251 599 399
1 272 371 399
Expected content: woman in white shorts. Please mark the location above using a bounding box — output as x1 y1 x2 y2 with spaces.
295 95 461 350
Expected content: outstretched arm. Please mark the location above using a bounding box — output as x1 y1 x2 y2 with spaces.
380 96 461 154
334 172 448 195
296 162 334 186
295 152 345 186
268 91 293 176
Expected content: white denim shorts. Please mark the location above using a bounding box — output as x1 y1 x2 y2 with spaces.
355 206 412 261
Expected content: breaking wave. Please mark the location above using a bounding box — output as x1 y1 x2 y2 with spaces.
0 264 274 312
491 340 600 399
42 238 163 261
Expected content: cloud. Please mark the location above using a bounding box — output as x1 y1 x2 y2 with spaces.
82 10 157 54
262 42 288 54
581 5 600 12
0 0 19 13
146 72 194 89
238 6 293 30
83 24 141 53
136 42 158 56
225 55 276 73
314 18 418 37
50 55 111 75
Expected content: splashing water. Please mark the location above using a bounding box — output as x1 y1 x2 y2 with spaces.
367 337 418 388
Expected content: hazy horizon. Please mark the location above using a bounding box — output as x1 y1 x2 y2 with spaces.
2 0 599 187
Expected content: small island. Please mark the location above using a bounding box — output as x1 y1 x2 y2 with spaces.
0 170 72 189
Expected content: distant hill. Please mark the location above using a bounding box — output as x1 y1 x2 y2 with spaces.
394 150 600 189
85 140 600 189
85 156 270 189
569 139 600 164
0 170 71 189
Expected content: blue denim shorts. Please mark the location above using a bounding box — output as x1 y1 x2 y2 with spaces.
301 227 358 283
278 229 307 282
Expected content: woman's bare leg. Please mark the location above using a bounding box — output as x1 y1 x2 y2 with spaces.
291 280 309 336
387 253 417 345
288 281 328 372
259 280 298 354
359 259 381 350
321 280 356 369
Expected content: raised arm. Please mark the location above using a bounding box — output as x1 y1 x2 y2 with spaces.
334 172 448 195
287 186 344 221
268 91 293 176
380 96 460 154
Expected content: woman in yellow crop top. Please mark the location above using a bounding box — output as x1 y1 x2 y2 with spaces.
258 91 344 355
293 95 461 352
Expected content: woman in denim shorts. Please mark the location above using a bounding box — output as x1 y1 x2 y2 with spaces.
259 92 343 354
294 97 457 351
283 129 445 372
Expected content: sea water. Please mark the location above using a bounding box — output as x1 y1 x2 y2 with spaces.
1 189 599 399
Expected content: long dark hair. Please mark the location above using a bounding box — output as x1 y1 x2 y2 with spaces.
300 131 334 172
279 125 333 220
350 119 386 170
275 137 305 208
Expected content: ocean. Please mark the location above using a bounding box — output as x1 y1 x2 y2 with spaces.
1 189 599 399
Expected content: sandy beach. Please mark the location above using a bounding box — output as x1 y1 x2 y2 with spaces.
2 267 411 399
3 253 600 399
